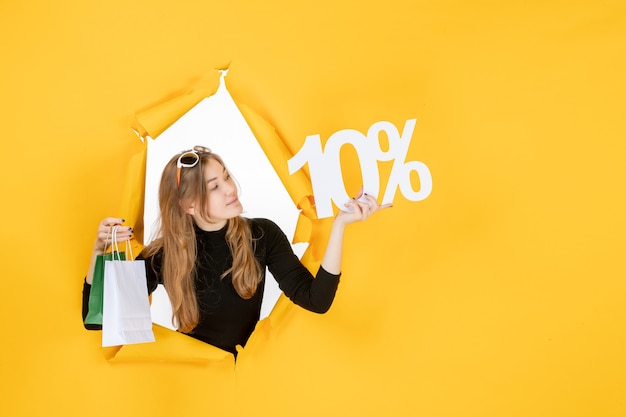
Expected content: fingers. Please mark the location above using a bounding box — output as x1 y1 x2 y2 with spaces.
101 217 125 227
111 225 135 241
355 194 381 215
340 191 392 223
94 218 134 252
360 193 393 211
342 196 373 222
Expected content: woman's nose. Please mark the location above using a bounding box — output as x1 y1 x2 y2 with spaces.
224 181 236 194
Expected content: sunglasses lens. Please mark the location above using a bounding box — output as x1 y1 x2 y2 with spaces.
180 154 198 165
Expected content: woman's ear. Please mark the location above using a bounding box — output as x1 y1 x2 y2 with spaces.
186 203 195 216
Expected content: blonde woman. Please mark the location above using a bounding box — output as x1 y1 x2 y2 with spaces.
83 146 387 355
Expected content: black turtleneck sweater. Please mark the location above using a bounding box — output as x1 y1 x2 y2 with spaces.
82 218 340 355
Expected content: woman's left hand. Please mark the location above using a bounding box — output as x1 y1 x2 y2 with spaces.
335 189 391 226
321 189 391 274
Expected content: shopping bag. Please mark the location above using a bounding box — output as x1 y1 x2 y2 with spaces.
102 226 155 347
84 251 125 326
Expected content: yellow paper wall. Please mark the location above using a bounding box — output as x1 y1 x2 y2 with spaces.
1 1 625 416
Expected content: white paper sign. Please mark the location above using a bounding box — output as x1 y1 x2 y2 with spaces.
288 118 432 218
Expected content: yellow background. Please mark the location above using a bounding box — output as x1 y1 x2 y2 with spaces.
1 1 625 416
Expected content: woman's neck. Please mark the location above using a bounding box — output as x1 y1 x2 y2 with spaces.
194 220 228 232
193 218 227 231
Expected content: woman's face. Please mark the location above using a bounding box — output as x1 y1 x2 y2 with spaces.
188 157 243 231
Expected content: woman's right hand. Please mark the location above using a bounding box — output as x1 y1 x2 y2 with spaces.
93 217 134 255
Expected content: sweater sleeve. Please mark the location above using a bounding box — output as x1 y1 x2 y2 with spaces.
82 280 102 330
255 218 340 313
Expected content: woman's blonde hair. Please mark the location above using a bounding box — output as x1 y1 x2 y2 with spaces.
143 148 262 333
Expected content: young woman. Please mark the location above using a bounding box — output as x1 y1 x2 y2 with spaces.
82 146 387 355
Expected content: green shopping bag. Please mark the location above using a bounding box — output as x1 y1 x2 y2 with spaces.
84 251 125 325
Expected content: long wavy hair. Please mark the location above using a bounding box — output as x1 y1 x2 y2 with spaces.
142 148 262 333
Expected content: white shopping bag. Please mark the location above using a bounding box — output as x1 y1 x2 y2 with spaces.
102 226 155 347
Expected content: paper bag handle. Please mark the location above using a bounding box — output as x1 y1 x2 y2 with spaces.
111 225 134 261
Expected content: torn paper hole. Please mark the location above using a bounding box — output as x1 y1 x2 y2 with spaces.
143 70 306 329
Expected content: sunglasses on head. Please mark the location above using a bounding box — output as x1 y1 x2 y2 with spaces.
176 146 211 188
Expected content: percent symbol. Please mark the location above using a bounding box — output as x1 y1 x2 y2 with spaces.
368 119 433 206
